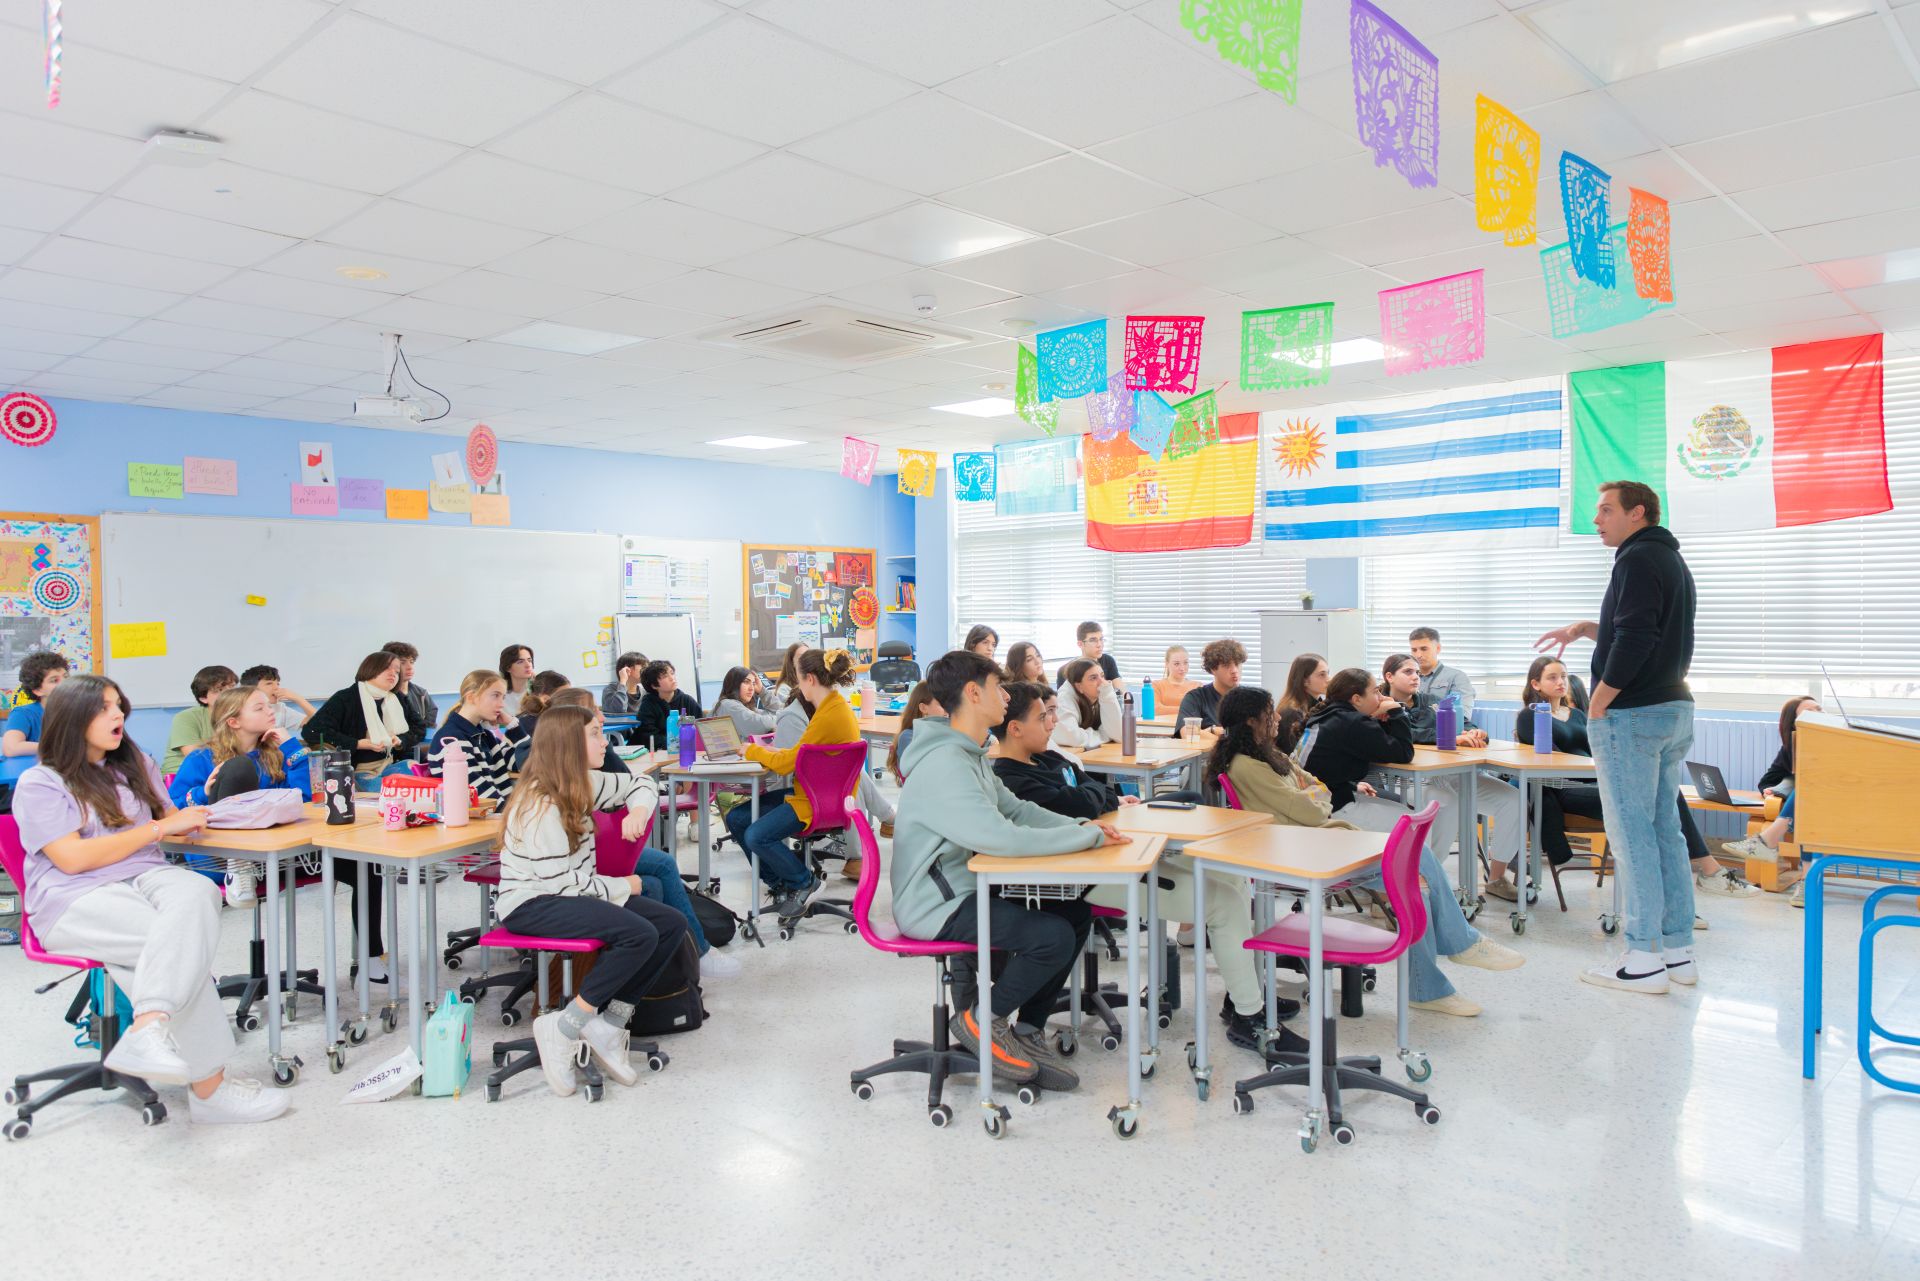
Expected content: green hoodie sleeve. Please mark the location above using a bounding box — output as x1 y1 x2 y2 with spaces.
915 746 1100 859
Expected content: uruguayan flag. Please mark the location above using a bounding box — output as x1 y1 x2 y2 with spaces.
1261 378 1564 558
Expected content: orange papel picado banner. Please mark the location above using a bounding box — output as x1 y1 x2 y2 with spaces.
1083 410 1257 552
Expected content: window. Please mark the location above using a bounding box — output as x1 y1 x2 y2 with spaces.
1364 351 1920 701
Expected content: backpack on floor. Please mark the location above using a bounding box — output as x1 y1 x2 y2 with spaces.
626 932 705 1036
688 892 739 949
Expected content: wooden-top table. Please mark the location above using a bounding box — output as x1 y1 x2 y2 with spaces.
1076 739 1207 794
967 833 1168 1141
1474 744 1598 935
859 712 904 745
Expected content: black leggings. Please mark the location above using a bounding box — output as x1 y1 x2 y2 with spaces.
500 894 689 1011
209 756 384 955
1541 784 1709 867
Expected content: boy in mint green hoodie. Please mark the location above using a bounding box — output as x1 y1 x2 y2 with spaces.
891 650 1122 1090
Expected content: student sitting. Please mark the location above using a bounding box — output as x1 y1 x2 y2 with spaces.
1052 658 1122 750
13 676 288 1123
2 649 69 758
1057 620 1121 690
1276 652 1328 754
1151 645 1200 713
169 685 310 908
892 651 1125 1091
1001 641 1046 686
601 652 648 717
498 643 535 717
302 651 425 791
1408 626 1476 718
429 670 531 802
723 648 860 918
382 641 437 733
499 705 693 1097
1758 695 1820 796
1381 653 1528 903
1720 696 1822 873
964 624 998 663
762 642 808 715
238 664 314 737
1301 669 1523 1017
1176 638 1245 733
633 659 703 751
1515 656 1751 903
713 665 777 739
886 681 940 783
514 671 571 760
162 665 236 776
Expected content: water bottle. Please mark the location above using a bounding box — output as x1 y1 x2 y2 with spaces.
665 708 679 753
1120 690 1137 757
1532 702 1553 756
1435 695 1457 751
440 738 469 828
678 716 696 769
322 753 354 824
1141 681 1155 720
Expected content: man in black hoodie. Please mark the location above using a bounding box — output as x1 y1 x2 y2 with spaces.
1538 481 1698 997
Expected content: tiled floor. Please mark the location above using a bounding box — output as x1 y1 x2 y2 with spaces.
4 837 1918 1281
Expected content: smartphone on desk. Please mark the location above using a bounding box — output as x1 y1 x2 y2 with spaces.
1146 800 1197 810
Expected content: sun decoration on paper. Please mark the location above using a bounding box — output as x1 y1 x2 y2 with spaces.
1272 419 1326 477
849 586 880 630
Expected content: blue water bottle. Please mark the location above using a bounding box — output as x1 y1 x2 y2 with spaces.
678 717 696 769
1141 681 1155 720
664 708 679 753
1435 695 1457 751
1532 702 1553 755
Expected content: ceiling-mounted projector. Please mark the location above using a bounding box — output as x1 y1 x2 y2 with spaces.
350 332 448 424
353 394 425 423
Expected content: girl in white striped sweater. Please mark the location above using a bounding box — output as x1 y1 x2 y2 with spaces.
497 704 688 1097
428 670 528 801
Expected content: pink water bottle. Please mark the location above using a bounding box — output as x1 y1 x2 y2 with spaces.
440 739 470 828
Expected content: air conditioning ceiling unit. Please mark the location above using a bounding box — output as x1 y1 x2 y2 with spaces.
700 306 970 366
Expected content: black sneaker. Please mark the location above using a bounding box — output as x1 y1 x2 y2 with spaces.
1221 997 1303 1054
1221 993 1298 1025
1007 1024 1080 1092
771 881 817 919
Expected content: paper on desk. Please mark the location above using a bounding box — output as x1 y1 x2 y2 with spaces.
342 1046 421 1104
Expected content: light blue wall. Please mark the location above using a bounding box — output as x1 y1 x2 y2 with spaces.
1305 558 1361 609
914 470 951 660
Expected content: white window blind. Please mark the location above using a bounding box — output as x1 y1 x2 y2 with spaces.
1364 351 1920 699
951 503 1110 664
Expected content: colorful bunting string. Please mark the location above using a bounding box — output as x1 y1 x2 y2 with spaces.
1035 318 1106 403
1179 0 1303 102
1560 151 1615 288
1626 187 1672 303
1085 370 1137 442
840 436 879 485
1130 389 1178 461
1240 302 1334 390
43 0 61 109
1474 95 1539 247
1542 224 1670 338
1350 0 1439 189
1124 315 1205 395
1380 270 1485 376
897 449 937 499
1165 390 1220 462
1014 344 1058 436
995 437 1081 518
953 451 996 502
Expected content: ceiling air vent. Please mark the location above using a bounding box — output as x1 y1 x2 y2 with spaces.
701 306 969 366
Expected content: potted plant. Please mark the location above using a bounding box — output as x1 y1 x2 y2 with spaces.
1300 590 1315 610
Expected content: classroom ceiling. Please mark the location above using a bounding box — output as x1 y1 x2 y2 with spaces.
3 0 1920 472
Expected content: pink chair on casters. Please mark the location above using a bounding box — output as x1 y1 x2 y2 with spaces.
1231 802 1443 1146
0 817 166 1139
745 743 868 943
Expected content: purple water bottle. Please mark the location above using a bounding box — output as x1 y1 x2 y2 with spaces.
678 716 696 769
1532 702 1553 755
1435 695 1457 751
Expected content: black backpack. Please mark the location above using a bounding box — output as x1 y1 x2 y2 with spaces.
688 891 738 949
626 932 705 1036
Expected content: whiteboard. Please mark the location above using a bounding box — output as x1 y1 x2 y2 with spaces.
618 534 741 675
102 512 619 708
613 614 700 696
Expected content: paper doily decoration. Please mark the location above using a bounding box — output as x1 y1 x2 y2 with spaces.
1 392 56 446
465 423 498 485
849 586 880 630
31 569 80 613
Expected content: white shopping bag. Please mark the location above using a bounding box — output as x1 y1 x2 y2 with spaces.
341 1046 422 1104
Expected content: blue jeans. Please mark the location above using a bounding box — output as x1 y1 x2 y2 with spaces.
1334 798 1481 1002
722 788 809 891
353 760 413 792
1589 700 1696 952
1781 790 1796 828
633 846 710 955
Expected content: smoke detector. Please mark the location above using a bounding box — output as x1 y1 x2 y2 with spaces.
145 128 225 166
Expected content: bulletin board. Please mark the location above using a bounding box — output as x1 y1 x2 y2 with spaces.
741 544 878 674
0 511 100 704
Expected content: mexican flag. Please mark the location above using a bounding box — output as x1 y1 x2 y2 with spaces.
1568 333 1890 533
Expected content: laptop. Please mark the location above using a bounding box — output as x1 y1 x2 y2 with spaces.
694 715 746 762
1685 761 1761 807
1821 664 1920 743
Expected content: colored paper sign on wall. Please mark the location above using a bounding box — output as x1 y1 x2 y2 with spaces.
1123 315 1204 395
290 483 338 516
430 451 463 486
108 620 167 659
1180 0 1302 101
245 594 267 607
1626 187 1672 303
127 463 184 499
840 436 879 485
466 423 498 484
429 481 471 514
1560 151 1614 287
1014 344 1058 435
1084 370 1136 442
1240 302 1333 391
1130 389 1177 461
385 488 429 521
298 441 335 487
183 456 237 496
1165 390 1220 462
1350 0 1439 189
0 539 32 592
1035 318 1106 403
1474 95 1540 247
896 448 937 498
953 451 996 502
339 477 385 510
1380 269 1485 375
470 493 511 526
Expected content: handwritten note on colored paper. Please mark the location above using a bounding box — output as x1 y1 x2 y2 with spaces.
429 482 471 515
386 488 429 521
128 463 184 499
470 494 510 526
339 477 385 510
290 483 339 516
183 456 237 496
108 621 167 659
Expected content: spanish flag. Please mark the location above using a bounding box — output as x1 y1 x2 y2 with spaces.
1083 412 1258 552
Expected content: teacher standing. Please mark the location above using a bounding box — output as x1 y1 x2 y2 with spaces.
1537 481 1698 996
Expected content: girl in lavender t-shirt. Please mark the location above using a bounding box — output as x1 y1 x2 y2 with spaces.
12 675 288 1125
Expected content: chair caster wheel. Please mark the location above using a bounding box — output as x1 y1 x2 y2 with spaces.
1404 1054 1432 1083
583 1082 604 1103
1140 1060 1156 1079
1599 915 1619 936
1510 915 1527 936
485 1082 501 1102
327 1047 345 1074
492 1046 508 1067
1232 1092 1253 1115
928 1103 952 1127
1054 1033 1076 1057
445 955 462 971
3 1086 24 1106
843 921 858 935
1016 1084 1040 1107
142 1101 167 1126
983 1112 1006 1139
1362 975 1377 993
3 1118 29 1141
379 1007 398 1033
1101 1034 1120 1052
272 1059 299 1086
1156 1013 1171 1030
778 925 794 941
647 1053 668 1072
348 1022 369 1045
1419 1104 1442 1125
1196 1078 1211 1101
1333 1123 1356 1146
1185 1042 1197 1069
236 1012 261 1034
852 1080 874 1101
500 1007 521 1028
1112 1114 1139 1140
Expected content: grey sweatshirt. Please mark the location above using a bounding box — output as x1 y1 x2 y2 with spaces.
889 717 1100 939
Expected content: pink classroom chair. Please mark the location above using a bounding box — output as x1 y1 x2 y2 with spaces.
747 742 867 942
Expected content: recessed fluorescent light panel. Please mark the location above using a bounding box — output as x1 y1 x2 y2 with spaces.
495 321 645 355
932 397 1016 418
708 435 804 450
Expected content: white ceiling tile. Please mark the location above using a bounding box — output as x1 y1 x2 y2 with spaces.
0 225 40 265
201 270 383 319
1059 200 1278 268
115 318 281 355
755 0 1115 86
355 295 526 341
821 203 1027 267
623 270 812 319
256 14 575 146
0 269 183 318
1432 17 1595 109
250 398 359 423
412 339 582 374
1298 197 1487 268
1665 236 1796 284
1777 206 1920 262
946 16 1248 148
790 93 1064 196
1212 152 1454 235
942 156 1180 237
489 237 688 294
1706 314 1882 351
937 238 1132 295
829 269 1016 319
598 340 774 374
1091 94 1363 198
1677 94 1920 195
79 339 236 373
1041 269 1216 318
0 115 146 191
396 154 642 237
199 92 465 195
24 373 170 399
572 199 791 268
602 17 912 148
356 0 726 84
943 296 1102 340
489 96 765 195
254 241 464 294
0 25 232 140
55 356 198 385
1734 159 1920 234
412 270 606 318
62 200 298 269
547 297 713 339
1674 265 1829 312
136 388 277 413
673 153 913 235
1159 236 1357 290
1520 92 1658 167
183 370 327 398
0 300 133 338
256 338 384 372
159 297 334 339
0 175 92 234
1684 292 1856 333
717 237 906 294
1667 198 1756 248
0 325 97 358
1528 0 1874 83
114 160 373 238
1602 152 1715 207
59 0 331 81
324 200 545 268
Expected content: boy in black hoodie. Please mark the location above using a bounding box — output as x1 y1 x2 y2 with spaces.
991 681 1129 818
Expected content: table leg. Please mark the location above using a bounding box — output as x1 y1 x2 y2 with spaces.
424 862 440 1012
1516 777 1540 933
1191 858 1211 1098
407 865 424 1059
1460 768 1479 906
322 852 340 1069
382 866 399 1029
1803 855 1828 1079
264 851 284 1066
355 860 371 1028
1110 878 1143 1138
976 887 1000 1134
283 868 298 1020
1305 884 1325 1151
696 780 712 892
1145 866 1161 1063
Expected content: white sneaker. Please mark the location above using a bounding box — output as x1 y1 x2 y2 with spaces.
1408 993 1481 1017
224 867 258 906
1695 914 1711 931
189 1074 290 1124
699 949 742 980
1721 835 1777 864
1449 937 1525 972
1696 869 1762 899
104 1018 193 1086
530 1012 579 1097
1580 950 1671 994
1176 925 1196 948
578 1015 638 1087
1664 946 1698 987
